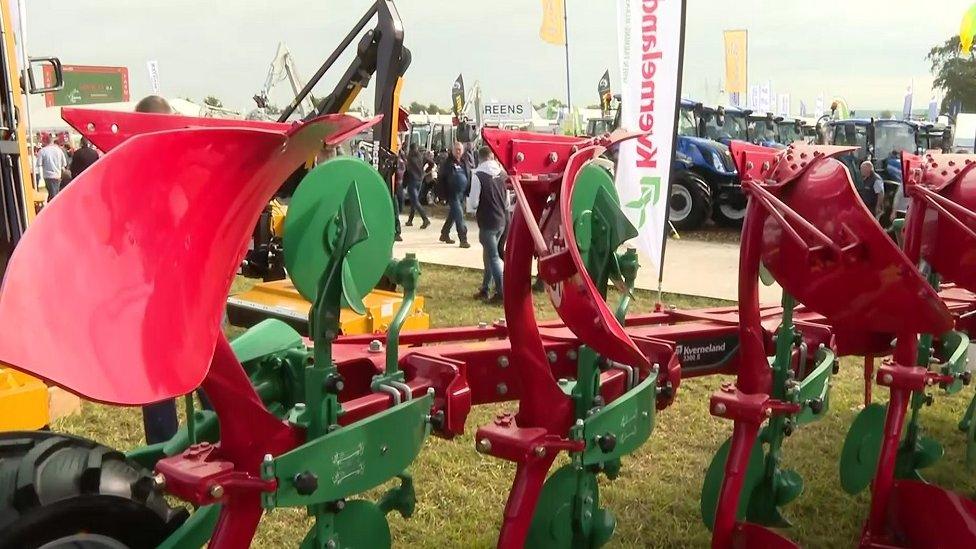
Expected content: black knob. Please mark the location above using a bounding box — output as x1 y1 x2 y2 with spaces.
783 421 794 437
807 398 824 415
326 499 346 513
429 410 446 432
294 471 319 496
323 373 345 395
592 395 605 408
659 384 674 401
923 394 934 407
832 361 840 375
962 371 973 386
597 433 617 453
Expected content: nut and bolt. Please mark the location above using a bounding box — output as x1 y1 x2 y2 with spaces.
497 355 510 368
881 373 893 385
713 403 727 415
209 484 225 499
515 152 525 162
478 321 488 329
533 446 547 457
476 438 492 453
496 382 508 395
547 351 558 363
294 403 307 412
548 152 558 163
567 349 578 360
368 339 383 353
152 473 166 490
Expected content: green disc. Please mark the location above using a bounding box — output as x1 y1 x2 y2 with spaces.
527 464 615 548
895 434 944 481
746 466 802 528
333 500 392 548
700 435 765 530
570 163 637 287
839 403 886 495
283 157 394 304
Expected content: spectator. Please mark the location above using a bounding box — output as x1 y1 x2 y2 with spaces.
404 143 430 229
68 137 99 182
135 94 173 114
438 141 470 248
858 160 885 219
471 146 507 303
37 133 67 201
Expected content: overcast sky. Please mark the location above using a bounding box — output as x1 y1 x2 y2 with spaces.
21 0 974 115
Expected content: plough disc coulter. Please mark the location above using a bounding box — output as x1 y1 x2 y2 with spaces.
0 110 976 548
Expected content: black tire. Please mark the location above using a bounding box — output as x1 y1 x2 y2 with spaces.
669 171 712 231
711 192 747 228
0 431 187 549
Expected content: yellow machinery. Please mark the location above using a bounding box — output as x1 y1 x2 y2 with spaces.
0 1 66 428
228 0 429 336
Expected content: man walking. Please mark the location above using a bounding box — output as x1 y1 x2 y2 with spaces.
37 134 67 201
858 160 885 219
439 141 470 247
68 138 99 181
471 146 507 303
404 143 431 228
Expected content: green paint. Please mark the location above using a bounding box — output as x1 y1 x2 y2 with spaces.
269 394 432 508
581 373 657 466
624 176 662 229
157 505 220 549
527 465 615 548
44 66 128 106
839 403 887 494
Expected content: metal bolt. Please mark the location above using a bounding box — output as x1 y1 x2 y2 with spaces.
567 349 578 360
575 419 584 427
381 445 388 454
476 438 492 453
209 484 225 499
478 321 488 329
925 376 934 386
497 355 510 368
547 351 558 363
294 403 306 412
548 152 558 163
652 363 660 373
764 408 773 417
368 339 383 353
714 403 727 415
515 152 525 162
326 540 337 549
533 446 547 457
152 473 166 490
881 373 893 385
641 411 649 418
496 382 508 395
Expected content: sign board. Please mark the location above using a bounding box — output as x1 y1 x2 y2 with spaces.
147 60 160 95
482 101 532 123
44 65 129 107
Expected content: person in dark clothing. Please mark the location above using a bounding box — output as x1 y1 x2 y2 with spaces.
471 146 507 302
858 160 885 219
68 138 98 182
439 141 470 247
404 143 430 228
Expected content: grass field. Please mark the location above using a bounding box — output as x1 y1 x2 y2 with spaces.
56 263 976 548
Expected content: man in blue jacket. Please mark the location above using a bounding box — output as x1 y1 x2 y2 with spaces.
438 141 471 248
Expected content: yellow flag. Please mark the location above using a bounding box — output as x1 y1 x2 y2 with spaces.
723 30 748 105
539 0 565 45
962 3 976 53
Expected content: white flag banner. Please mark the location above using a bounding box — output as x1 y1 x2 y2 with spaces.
759 81 772 113
815 94 825 118
615 0 685 272
147 60 161 95
902 84 913 120
928 96 938 122
777 93 790 116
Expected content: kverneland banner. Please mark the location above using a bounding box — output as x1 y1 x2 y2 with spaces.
615 0 686 272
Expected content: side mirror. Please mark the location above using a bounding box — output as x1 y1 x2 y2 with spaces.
25 57 63 94
457 121 477 143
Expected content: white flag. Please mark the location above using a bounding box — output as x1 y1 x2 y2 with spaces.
777 93 790 116
902 84 913 120
147 60 161 95
928 96 938 122
815 94 825 118
615 0 685 272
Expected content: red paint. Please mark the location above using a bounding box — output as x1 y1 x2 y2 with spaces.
0 113 378 405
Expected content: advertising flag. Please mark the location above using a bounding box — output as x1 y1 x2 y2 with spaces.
723 30 747 108
615 0 686 272
147 60 160 95
903 84 913 120
598 69 612 116
539 0 566 45
799 100 807 117
777 93 790 116
928 95 939 121
451 74 465 117
815 94 825 118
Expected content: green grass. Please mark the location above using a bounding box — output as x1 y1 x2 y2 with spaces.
55 263 976 548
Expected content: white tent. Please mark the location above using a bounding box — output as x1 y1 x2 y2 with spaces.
27 97 238 131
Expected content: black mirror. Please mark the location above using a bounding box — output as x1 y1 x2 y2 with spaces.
456 121 477 143
715 106 725 127
26 57 63 94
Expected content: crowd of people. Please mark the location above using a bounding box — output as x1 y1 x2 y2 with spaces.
34 132 98 201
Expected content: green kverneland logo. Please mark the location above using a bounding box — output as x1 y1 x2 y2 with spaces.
625 176 661 228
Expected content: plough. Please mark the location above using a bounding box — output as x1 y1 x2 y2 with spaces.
0 110 975 548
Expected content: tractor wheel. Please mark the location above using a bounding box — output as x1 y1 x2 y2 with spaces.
669 171 712 231
0 431 187 549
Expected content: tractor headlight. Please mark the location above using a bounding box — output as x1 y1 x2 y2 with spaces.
710 149 726 171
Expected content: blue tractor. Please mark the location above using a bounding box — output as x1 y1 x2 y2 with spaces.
671 100 744 228
584 99 743 230
825 118 920 224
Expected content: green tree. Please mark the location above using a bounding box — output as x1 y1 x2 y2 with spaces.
264 103 282 115
407 101 425 114
927 36 976 113
879 109 894 119
426 103 443 114
204 95 223 108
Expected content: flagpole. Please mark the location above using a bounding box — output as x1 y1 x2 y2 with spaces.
563 0 572 123
657 0 689 305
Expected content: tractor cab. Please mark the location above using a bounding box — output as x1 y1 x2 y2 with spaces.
746 112 784 148
774 116 804 145
916 121 953 153
827 118 921 224
700 105 749 144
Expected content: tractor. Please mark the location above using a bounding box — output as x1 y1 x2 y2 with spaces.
825 118 921 224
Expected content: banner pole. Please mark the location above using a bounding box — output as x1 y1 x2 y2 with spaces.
563 0 572 122
656 0 689 305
